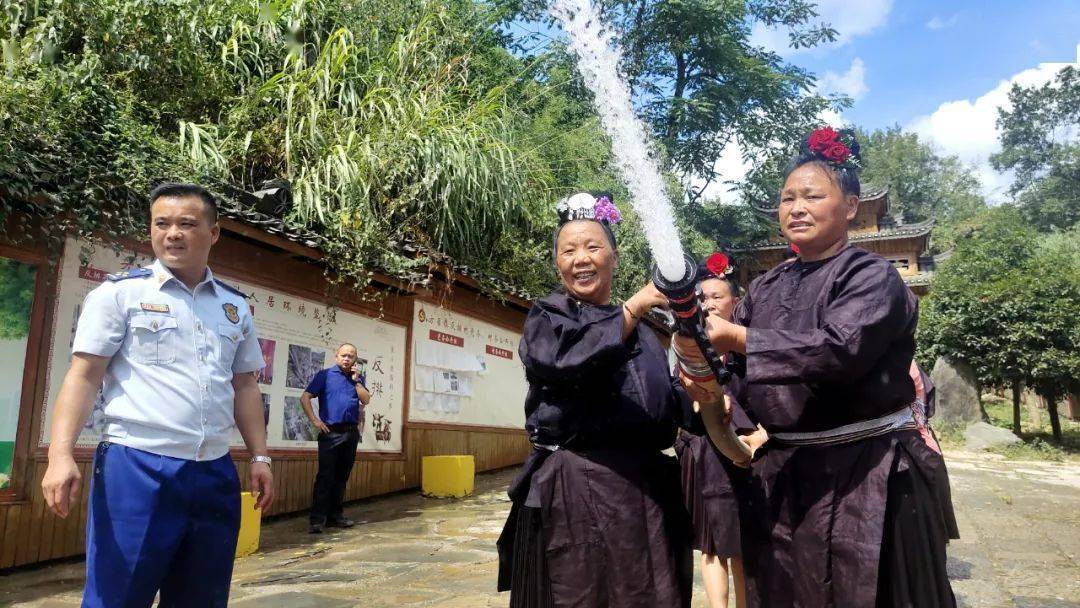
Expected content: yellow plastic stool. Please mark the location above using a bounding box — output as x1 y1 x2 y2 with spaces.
422 455 475 498
234 492 262 558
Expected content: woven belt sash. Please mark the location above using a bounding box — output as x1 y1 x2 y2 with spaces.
769 403 920 447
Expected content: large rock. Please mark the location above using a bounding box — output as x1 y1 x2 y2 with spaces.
964 421 1021 451
930 357 982 426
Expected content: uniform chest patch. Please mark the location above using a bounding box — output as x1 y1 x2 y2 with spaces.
223 303 240 324
140 302 170 314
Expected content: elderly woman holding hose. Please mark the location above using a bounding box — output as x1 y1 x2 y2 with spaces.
497 192 696 608
676 128 956 608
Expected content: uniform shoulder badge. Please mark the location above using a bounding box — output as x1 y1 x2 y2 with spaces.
222 302 240 324
213 279 248 298
106 267 153 282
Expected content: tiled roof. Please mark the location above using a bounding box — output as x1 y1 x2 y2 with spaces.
216 196 538 303
732 217 935 253
218 198 322 249
902 272 934 287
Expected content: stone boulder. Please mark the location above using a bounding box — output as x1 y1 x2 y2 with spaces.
964 421 1021 451
930 357 982 426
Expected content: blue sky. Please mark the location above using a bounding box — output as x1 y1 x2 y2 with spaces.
784 0 1080 130
748 0 1080 200
512 1 1079 202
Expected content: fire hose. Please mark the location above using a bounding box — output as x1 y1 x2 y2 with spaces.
653 254 752 465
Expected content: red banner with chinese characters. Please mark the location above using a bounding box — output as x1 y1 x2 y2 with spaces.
485 345 513 360
78 266 109 283
429 329 464 347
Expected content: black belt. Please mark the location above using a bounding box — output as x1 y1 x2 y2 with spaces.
326 422 359 432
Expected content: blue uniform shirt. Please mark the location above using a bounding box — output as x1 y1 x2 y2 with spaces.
305 366 365 425
71 260 265 461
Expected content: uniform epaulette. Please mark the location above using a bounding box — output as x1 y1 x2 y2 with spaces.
106 267 153 282
214 279 249 298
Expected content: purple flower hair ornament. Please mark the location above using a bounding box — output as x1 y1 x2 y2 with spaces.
556 192 623 226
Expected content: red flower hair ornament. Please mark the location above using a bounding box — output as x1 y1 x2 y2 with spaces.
804 126 861 171
705 252 733 277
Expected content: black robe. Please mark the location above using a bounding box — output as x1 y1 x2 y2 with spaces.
734 246 955 608
497 293 693 608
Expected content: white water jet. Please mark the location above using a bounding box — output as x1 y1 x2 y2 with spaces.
549 0 687 282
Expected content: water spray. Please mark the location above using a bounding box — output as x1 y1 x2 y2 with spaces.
550 0 750 463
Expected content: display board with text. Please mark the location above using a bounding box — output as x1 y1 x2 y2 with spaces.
40 238 406 452
407 301 526 429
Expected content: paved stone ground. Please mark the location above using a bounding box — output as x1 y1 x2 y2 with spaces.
1 449 1077 607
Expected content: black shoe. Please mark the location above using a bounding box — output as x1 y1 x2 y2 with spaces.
308 523 325 534
327 518 355 529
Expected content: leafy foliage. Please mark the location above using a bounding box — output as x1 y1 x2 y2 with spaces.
918 207 1080 441
991 66 1080 232
0 258 36 340
856 126 984 224
0 0 549 294
497 0 843 206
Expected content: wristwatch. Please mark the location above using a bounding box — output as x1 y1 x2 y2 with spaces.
250 455 272 466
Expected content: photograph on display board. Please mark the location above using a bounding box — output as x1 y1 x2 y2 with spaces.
282 396 317 441
261 393 271 426
0 257 36 489
257 338 276 385
286 344 325 389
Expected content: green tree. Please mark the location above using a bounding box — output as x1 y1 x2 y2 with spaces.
0 259 36 340
857 127 984 221
991 66 1080 232
499 0 842 204
0 0 834 301
0 0 566 294
918 207 1080 441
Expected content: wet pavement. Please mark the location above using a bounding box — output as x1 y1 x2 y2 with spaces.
1 449 1077 607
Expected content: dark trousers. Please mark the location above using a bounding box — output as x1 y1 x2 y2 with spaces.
84 442 240 608
310 424 360 524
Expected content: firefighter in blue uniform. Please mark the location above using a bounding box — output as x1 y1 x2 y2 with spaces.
41 183 275 608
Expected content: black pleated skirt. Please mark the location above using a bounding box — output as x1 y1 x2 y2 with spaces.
875 442 957 608
503 504 552 608
674 432 747 558
498 448 692 608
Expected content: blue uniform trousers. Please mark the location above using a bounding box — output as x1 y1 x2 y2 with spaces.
83 442 241 608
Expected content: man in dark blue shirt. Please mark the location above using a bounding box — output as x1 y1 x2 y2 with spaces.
301 343 371 533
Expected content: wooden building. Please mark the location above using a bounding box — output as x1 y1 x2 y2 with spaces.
733 189 937 296
0 201 533 569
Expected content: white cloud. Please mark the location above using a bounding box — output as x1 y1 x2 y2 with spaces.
691 137 753 204
926 14 959 30
751 0 893 55
907 52 1078 202
818 58 868 101
691 104 851 205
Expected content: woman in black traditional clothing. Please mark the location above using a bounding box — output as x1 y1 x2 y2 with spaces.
676 128 957 607
675 252 759 608
497 192 694 608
